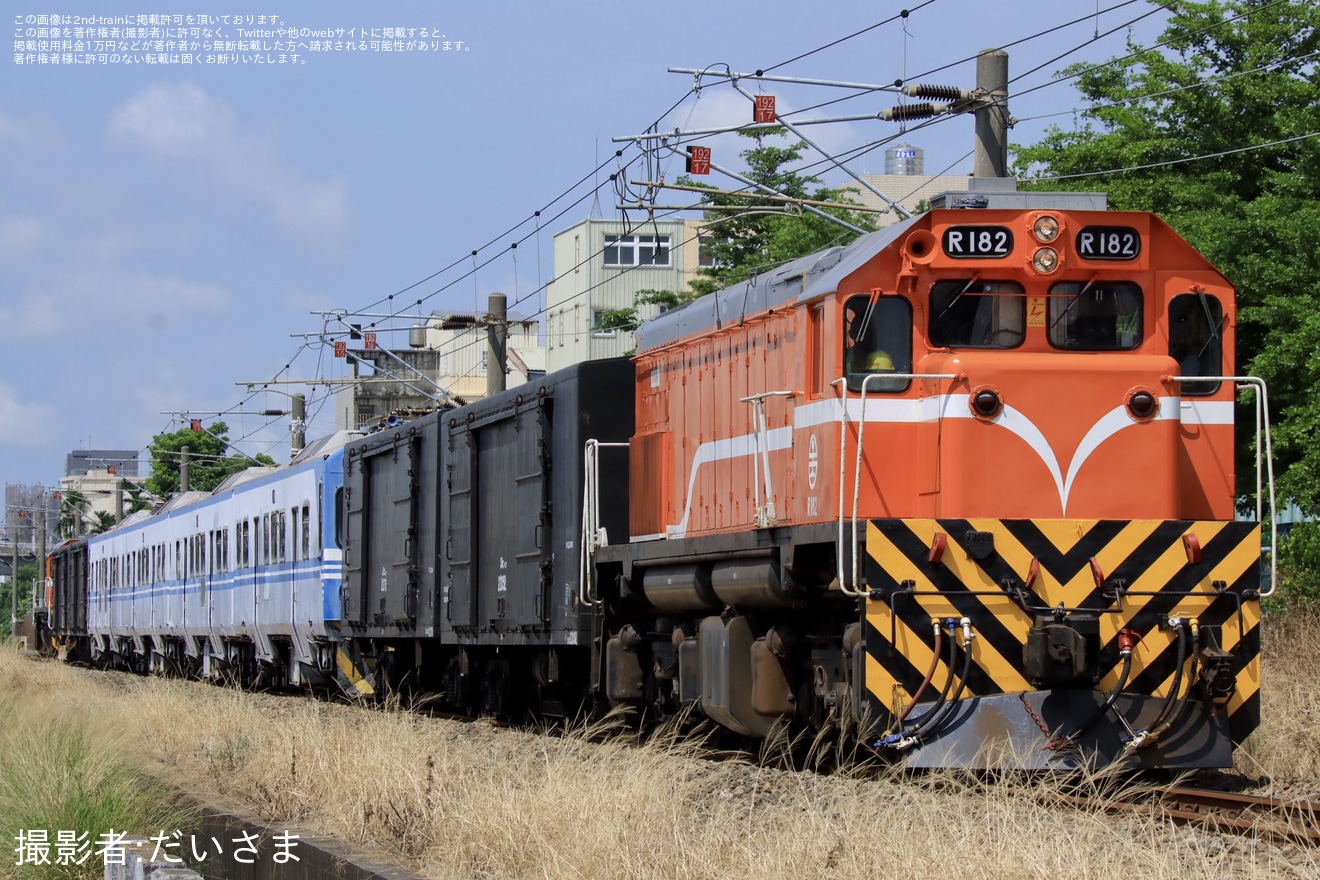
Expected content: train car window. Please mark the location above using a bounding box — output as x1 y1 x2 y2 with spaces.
334 486 345 550
843 294 912 393
1047 281 1142 350
1169 293 1223 395
809 304 826 396
929 280 1026 348
302 503 311 559
262 514 270 567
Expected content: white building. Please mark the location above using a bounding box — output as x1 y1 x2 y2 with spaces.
544 217 708 370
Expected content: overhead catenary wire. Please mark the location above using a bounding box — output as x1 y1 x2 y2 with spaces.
1029 130 1320 182
180 0 1286 458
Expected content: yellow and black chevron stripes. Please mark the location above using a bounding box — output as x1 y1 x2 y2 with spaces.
863 519 1261 745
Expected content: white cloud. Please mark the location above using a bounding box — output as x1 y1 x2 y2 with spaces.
0 216 46 263
0 109 63 151
0 382 56 446
108 82 350 250
0 270 230 338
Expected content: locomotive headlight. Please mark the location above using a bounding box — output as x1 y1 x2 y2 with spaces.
1033 247 1060 273
1032 215 1060 242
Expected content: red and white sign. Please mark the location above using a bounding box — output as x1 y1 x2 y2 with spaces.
687 146 711 175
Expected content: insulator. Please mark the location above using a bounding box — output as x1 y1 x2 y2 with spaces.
904 83 970 101
881 102 947 121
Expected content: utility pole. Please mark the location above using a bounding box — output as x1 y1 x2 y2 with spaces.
180 445 191 494
36 505 46 615
291 393 306 458
486 292 507 397
974 48 1010 178
9 540 16 640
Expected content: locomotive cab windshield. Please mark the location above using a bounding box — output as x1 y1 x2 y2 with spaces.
929 279 1026 348
1048 281 1143 350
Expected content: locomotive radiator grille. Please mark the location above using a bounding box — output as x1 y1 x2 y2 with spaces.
862 518 1262 755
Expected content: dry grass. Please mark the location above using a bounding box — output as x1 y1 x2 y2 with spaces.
0 611 1316 880
1238 606 1320 782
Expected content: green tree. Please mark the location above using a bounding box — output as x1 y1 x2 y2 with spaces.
601 131 879 335
144 421 276 498
91 511 117 534
596 289 693 334
1013 0 1320 511
0 561 38 639
1275 521 1320 610
683 129 877 296
56 491 88 539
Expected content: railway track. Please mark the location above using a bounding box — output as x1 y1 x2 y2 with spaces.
1044 785 1320 846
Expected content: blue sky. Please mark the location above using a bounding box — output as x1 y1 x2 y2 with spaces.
1 0 1169 496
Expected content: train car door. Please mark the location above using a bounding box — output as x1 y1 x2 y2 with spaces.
445 425 478 630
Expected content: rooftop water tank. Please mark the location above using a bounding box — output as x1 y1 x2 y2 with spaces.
885 143 924 176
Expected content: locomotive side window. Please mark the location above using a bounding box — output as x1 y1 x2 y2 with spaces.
1047 281 1142 350
843 294 912 393
929 279 1026 348
1169 293 1223 395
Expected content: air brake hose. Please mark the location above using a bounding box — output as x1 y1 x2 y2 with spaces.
897 619 959 729
1147 621 1189 734
1050 629 1138 751
1144 623 1201 747
898 621 944 724
1126 621 1189 750
908 622 975 740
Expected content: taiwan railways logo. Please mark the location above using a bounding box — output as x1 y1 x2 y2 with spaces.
808 433 819 490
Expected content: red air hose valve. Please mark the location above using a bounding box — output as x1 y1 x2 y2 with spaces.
1118 628 1142 655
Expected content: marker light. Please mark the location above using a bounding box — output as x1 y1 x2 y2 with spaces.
971 389 1002 419
1033 247 1060 273
1127 390 1158 421
1032 216 1060 242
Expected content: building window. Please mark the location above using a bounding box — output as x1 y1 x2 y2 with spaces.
591 309 617 337
698 235 717 267
604 234 670 267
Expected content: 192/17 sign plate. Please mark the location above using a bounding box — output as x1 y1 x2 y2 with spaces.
942 225 1013 258
1076 226 1141 260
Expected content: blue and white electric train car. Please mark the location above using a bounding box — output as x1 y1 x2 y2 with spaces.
85 432 351 688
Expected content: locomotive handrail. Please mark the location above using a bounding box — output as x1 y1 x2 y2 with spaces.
1174 375 1276 597
830 373 959 598
580 439 630 606
740 391 796 528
